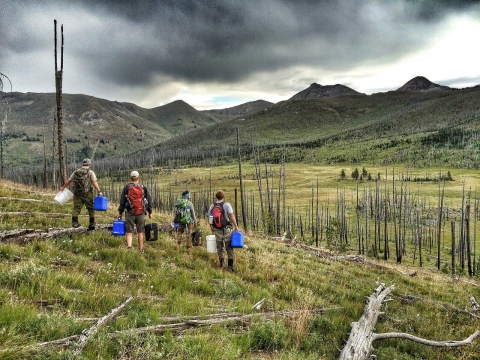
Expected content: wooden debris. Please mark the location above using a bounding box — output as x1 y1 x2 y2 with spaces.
339 283 394 360
5 308 331 353
373 330 480 347
0 224 113 243
470 296 480 312
72 296 133 356
400 294 480 320
252 298 265 311
340 285 480 360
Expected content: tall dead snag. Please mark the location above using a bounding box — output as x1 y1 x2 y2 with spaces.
437 181 445 270
54 20 67 184
339 284 394 360
0 72 12 179
236 126 247 232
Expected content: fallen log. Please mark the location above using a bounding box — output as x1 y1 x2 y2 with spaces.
339 285 480 360
72 296 133 356
3 308 332 352
0 224 113 243
339 283 394 360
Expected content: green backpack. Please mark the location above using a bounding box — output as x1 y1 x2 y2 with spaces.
173 199 191 225
72 168 92 196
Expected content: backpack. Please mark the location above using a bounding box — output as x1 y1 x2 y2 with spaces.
191 229 203 246
211 202 228 229
72 168 92 196
174 199 191 225
127 184 145 216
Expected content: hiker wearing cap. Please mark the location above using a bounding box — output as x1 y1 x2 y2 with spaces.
60 158 102 230
208 190 239 272
118 171 153 252
174 190 197 249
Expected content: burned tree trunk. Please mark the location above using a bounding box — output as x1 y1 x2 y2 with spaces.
54 20 67 184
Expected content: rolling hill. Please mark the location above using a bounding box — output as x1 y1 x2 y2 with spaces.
153 79 480 167
2 76 480 171
0 93 264 168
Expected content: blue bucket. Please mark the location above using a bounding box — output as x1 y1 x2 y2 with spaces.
112 219 126 236
231 231 244 248
94 195 108 211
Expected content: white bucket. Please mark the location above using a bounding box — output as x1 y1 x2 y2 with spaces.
54 188 74 206
206 235 217 253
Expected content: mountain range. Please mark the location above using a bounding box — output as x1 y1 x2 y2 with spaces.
2 76 479 169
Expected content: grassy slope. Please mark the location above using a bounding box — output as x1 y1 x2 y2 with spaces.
154 87 480 168
1 172 480 359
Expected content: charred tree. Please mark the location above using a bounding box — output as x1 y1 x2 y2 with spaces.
54 20 67 184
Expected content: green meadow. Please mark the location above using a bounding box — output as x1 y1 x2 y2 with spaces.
0 163 480 359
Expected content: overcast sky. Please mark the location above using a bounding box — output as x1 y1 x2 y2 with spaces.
1 0 480 110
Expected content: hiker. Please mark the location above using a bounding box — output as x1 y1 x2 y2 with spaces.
208 190 239 272
118 170 153 252
60 158 102 230
174 190 197 249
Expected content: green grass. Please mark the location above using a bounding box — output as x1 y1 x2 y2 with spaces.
1 170 480 359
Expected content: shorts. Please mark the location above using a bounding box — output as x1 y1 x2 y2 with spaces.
125 212 146 233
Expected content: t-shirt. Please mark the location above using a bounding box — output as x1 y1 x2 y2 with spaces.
208 201 233 218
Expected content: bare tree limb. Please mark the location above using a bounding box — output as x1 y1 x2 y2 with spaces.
72 296 133 356
373 330 480 347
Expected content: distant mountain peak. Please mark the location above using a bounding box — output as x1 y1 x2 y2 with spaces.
289 83 365 100
397 76 450 92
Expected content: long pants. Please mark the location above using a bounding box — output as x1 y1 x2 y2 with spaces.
177 223 193 248
214 227 234 261
72 192 94 217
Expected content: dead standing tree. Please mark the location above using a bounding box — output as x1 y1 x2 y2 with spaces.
54 20 67 184
0 72 12 179
236 126 247 232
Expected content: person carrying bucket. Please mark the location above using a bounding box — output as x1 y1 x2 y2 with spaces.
174 190 197 250
118 171 153 252
208 190 239 272
60 158 102 230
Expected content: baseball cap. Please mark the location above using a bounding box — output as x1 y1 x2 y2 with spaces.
130 170 139 178
82 158 92 165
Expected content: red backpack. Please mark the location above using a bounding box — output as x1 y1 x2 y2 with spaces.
127 184 145 216
211 202 228 229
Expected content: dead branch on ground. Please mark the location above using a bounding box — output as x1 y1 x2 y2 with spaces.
72 296 133 356
339 284 480 360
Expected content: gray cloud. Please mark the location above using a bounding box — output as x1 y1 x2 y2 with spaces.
1 0 479 106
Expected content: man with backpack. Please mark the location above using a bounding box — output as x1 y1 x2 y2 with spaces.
174 190 197 249
208 190 239 272
60 158 102 230
118 170 153 252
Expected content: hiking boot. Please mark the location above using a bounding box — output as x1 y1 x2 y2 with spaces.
88 217 95 231
227 259 234 272
219 258 224 268
72 217 80 228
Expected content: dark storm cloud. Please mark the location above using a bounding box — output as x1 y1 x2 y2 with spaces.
1 0 479 90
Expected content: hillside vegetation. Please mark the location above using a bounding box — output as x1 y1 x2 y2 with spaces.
3 79 480 172
156 86 480 168
1 172 480 359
